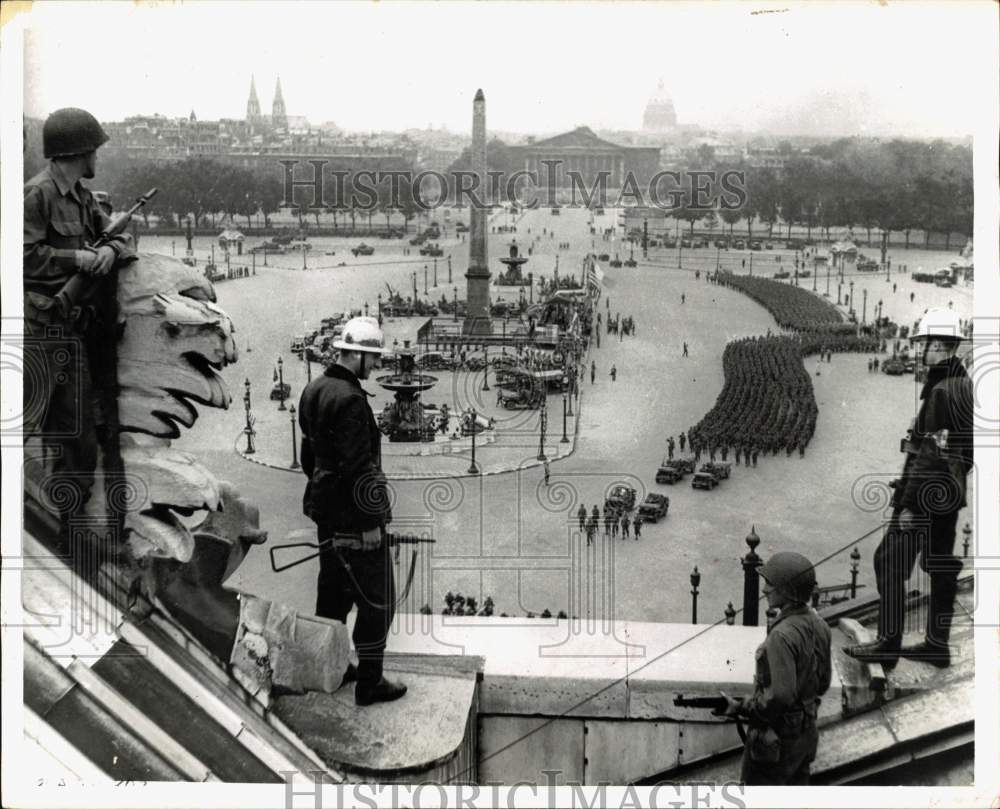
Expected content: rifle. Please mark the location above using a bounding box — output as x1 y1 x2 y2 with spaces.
673 695 747 741
269 531 436 573
54 187 158 320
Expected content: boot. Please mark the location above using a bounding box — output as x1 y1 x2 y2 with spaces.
900 576 958 668
355 677 408 706
844 638 901 669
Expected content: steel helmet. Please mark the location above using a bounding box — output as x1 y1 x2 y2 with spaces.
911 307 964 343
43 108 109 158
760 551 817 604
332 316 385 354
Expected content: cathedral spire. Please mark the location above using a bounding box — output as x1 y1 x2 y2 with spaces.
247 75 261 122
272 76 287 129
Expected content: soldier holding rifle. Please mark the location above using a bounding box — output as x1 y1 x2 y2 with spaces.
23 108 137 547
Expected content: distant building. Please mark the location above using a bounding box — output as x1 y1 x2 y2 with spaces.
642 79 678 133
509 126 660 189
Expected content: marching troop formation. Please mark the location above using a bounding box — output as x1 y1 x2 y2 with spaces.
686 336 819 461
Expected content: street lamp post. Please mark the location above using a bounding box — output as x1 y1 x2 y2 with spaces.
277 356 286 411
289 404 300 470
850 547 861 599
537 401 547 461
837 282 843 305
434 257 438 288
825 263 830 297
448 255 452 284
244 377 252 410
482 346 490 391
561 377 569 443
424 265 428 296
849 280 855 313
862 288 868 324
242 387 256 455
566 364 574 416
742 526 763 626
690 566 701 624
962 522 972 557
453 287 458 322
468 408 479 474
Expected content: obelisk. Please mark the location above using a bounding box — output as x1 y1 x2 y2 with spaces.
463 88 492 335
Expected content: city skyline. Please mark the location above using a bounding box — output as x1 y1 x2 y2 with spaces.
20 2 993 138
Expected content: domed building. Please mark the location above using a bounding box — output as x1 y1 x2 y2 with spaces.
642 79 677 133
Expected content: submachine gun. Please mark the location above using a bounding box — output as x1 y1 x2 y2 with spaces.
673 695 747 742
54 187 158 321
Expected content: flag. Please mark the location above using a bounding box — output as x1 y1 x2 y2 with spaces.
587 257 605 290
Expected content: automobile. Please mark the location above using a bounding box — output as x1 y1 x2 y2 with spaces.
901 356 916 373
270 381 292 401
498 386 543 410
624 257 637 268
415 351 449 370
609 257 623 268
680 237 692 248
595 207 605 215
410 234 427 246
203 265 225 283
598 253 610 262
455 222 469 233
714 239 728 249
881 357 907 375
463 356 486 371
655 466 684 484
749 240 762 251
290 336 306 355
857 259 879 272
798 269 811 278
663 238 678 249
551 208 561 215
693 238 709 248
786 239 804 250
351 243 375 256
420 243 444 257
700 461 732 481
774 270 791 279
638 493 670 523
605 484 637 512
764 241 774 250
491 354 518 369
733 239 746 250
691 471 718 490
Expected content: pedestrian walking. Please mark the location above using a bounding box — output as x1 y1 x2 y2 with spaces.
681 293 685 304
609 364 617 382
667 436 675 459
633 516 642 540
590 360 596 384
679 431 686 452
621 514 630 539
578 504 587 533
682 342 689 357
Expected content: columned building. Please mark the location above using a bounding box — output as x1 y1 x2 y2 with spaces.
509 127 660 190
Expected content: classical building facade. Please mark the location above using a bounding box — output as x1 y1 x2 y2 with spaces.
509 127 660 189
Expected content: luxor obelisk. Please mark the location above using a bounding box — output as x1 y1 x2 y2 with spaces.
463 88 492 335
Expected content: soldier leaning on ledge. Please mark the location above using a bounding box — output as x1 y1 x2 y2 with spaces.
23 108 135 545
718 552 832 785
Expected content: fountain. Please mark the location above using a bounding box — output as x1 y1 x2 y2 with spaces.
375 340 439 442
497 241 529 286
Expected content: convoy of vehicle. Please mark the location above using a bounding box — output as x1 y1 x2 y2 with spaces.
638 493 670 523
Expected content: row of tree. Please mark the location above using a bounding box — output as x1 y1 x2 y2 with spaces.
678 138 972 249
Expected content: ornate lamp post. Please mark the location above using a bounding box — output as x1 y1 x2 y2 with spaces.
837 282 842 305
434 257 438 288
862 288 868 324
277 356 286 411
825 262 831 297
690 566 701 624
424 265 428 296
560 376 569 443
850 547 861 599
566 362 574 416
288 404 300 470
742 525 763 626
453 286 458 323
537 401 548 461
244 376 252 409
377 292 383 323
468 408 479 474
962 522 972 557
724 601 736 626
242 385 256 455
849 280 855 313
482 346 490 391
448 254 452 284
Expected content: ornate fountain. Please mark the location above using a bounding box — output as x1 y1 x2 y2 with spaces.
497 241 529 286
376 340 439 442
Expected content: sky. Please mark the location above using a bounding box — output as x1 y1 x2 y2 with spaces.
18 1 997 138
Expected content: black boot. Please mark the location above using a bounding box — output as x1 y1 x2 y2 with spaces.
900 576 958 668
355 677 408 706
844 638 901 669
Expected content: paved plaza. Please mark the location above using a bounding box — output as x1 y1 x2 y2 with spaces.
150 208 974 625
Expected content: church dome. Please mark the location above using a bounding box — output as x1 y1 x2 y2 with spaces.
642 79 677 132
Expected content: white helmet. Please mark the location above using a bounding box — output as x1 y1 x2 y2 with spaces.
911 307 964 342
332 316 385 354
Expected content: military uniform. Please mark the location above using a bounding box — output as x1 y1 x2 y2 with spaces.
24 156 135 532
740 603 832 785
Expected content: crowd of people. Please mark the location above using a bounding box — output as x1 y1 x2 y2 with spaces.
686 335 819 460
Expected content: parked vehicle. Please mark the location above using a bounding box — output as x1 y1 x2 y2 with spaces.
681 237 692 248
420 243 444 257
609 257 623 268
351 243 375 256
691 471 718 490
774 270 791 279
270 382 292 401
714 239 728 249
700 462 732 481
749 240 762 251
733 239 745 250
605 484 637 512
638 493 670 523
598 253 610 262
624 257 637 268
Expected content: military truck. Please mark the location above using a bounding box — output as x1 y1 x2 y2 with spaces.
638 493 670 523
605 484 637 512
700 462 732 481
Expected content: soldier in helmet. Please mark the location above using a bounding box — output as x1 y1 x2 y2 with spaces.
717 551 832 785
298 316 407 706
847 307 973 669
23 108 136 548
